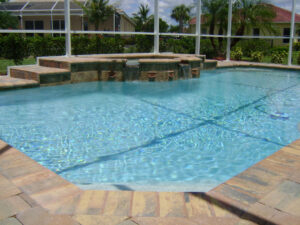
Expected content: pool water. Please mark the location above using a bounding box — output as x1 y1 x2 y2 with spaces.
0 68 299 191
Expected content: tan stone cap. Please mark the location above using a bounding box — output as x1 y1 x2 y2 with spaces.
217 60 300 70
39 56 126 64
180 57 202 62
139 58 181 63
10 65 69 74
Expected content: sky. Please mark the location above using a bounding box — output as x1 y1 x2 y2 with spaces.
111 0 300 25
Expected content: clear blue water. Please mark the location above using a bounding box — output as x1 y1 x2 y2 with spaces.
0 68 299 191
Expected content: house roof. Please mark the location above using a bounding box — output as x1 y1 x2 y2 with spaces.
1 0 135 24
271 4 300 23
0 1 84 15
189 4 300 25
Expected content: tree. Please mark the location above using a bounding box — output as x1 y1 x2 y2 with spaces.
132 4 150 32
171 4 191 33
0 12 18 29
77 0 114 31
201 0 276 56
231 0 276 48
202 0 228 56
144 17 169 33
2 34 28 64
169 25 180 33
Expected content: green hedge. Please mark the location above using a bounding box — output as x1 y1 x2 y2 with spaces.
0 34 29 64
235 39 272 57
0 34 125 64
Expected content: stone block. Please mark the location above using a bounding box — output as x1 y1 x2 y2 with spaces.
71 71 98 83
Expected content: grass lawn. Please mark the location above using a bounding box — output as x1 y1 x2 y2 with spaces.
0 57 36 75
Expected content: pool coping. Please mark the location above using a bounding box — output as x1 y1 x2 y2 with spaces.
217 60 300 71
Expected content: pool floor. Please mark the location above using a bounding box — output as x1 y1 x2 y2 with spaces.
0 67 299 191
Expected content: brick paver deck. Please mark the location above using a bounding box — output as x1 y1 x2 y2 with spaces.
0 139 300 225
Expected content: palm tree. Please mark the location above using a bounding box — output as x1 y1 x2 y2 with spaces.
78 0 114 31
231 0 276 48
132 4 150 32
202 0 275 56
171 5 191 33
202 0 228 55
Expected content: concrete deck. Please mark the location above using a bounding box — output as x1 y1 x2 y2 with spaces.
0 138 300 225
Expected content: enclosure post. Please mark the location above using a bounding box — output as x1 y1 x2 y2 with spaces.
154 0 159 54
64 0 71 56
195 0 201 55
226 0 232 61
113 12 115 32
288 0 296 66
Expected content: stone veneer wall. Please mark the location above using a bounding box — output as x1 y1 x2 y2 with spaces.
36 55 205 83
10 69 40 82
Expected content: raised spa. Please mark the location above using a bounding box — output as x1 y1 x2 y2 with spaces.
10 54 206 84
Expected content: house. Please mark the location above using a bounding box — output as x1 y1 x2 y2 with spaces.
189 4 300 46
0 0 135 35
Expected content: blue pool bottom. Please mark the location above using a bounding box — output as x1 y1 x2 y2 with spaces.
0 67 299 191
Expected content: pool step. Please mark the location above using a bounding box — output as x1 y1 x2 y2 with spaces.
0 76 39 90
10 65 71 85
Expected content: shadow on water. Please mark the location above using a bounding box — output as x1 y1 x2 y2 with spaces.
113 184 134 191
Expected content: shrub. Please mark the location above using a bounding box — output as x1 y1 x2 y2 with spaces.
0 34 4 58
101 35 124 53
123 36 135 45
166 39 185 53
271 50 288 64
72 35 90 55
165 37 194 54
200 39 217 59
236 39 271 57
2 34 29 64
51 36 65 56
27 35 65 58
251 51 263 62
88 35 124 54
231 47 243 61
297 52 300 65
269 46 289 55
293 42 300 51
136 35 153 52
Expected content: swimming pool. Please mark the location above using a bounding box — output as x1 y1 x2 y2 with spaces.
0 68 299 191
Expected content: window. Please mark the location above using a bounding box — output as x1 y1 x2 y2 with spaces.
35 21 44 30
114 13 120 31
52 20 64 36
25 21 34 30
25 20 43 37
52 20 64 30
253 28 260 36
84 21 88 31
283 28 290 43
